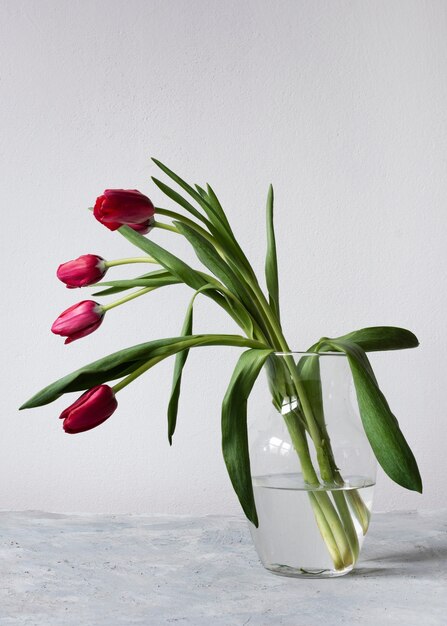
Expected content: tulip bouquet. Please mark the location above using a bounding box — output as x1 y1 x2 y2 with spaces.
21 160 421 572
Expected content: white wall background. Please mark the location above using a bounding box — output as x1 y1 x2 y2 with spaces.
1 0 446 516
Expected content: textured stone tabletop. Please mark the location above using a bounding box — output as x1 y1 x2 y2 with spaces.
0 510 446 625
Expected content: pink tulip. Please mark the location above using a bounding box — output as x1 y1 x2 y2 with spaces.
57 254 107 289
94 189 155 232
60 385 117 433
51 300 104 344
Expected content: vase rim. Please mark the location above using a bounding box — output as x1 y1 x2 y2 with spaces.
272 350 346 357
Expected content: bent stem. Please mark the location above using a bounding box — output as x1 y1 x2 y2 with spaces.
112 356 166 393
105 257 158 267
153 220 179 234
102 287 153 311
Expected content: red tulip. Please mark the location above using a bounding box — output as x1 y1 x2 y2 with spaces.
94 189 155 232
128 220 153 235
60 385 117 434
51 300 104 344
57 254 107 289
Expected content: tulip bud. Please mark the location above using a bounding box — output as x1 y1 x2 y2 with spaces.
128 220 153 235
93 189 155 232
51 300 104 344
60 385 117 434
57 254 107 289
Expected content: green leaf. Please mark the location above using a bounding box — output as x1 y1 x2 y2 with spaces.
264 185 280 321
152 160 241 252
315 326 419 353
165 284 254 446
326 339 422 493
93 272 180 296
119 225 258 334
203 183 233 233
221 348 273 527
174 221 263 328
118 225 207 291
174 222 241 291
167 285 216 444
203 183 258 277
166 283 257 445
297 355 324 429
152 177 208 224
222 294 255 339
167 305 193 445
20 334 268 410
264 355 290 411
152 158 221 223
152 161 258 286
195 184 208 201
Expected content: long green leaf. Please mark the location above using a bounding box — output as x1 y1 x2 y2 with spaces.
119 224 259 335
313 326 419 353
197 183 233 234
264 185 280 321
200 183 258 279
20 334 267 409
297 355 324 429
93 273 180 296
167 281 260 446
195 184 207 199
167 285 217 444
118 225 206 291
167 302 193 445
221 348 273 527
152 177 208 224
151 159 249 270
326 339 422 493
152 158 222 223
174 221 264 329
165 281 256 447
174 222 243 292
152 163 259 287
205 184 233 233
195 182 234 233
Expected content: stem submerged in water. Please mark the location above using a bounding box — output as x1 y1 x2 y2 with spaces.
282 410 356 570
267 350 369 571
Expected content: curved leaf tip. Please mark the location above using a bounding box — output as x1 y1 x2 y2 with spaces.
222 348 273 527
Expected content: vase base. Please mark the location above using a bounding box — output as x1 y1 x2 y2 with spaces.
263 562 354 579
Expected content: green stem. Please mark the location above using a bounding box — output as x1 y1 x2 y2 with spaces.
308 493 344 570
332 491 359 560
102 287 153 311
248 282 335 479
246 282 333 473
112 336 267 393
157 207 276 327
153 220 179 234
345 490 371 535
105 257 158 267
112 356 166 393
245 284 358 566
156 207 216 242
156 206 279 343
283 412 353 568
283 413 319 485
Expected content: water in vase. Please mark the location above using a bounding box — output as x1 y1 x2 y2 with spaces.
249 472 375 577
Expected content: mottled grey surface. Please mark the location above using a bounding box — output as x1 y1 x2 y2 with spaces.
0 510 446 625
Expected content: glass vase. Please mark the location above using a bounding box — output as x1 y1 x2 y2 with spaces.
248 351 377 578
